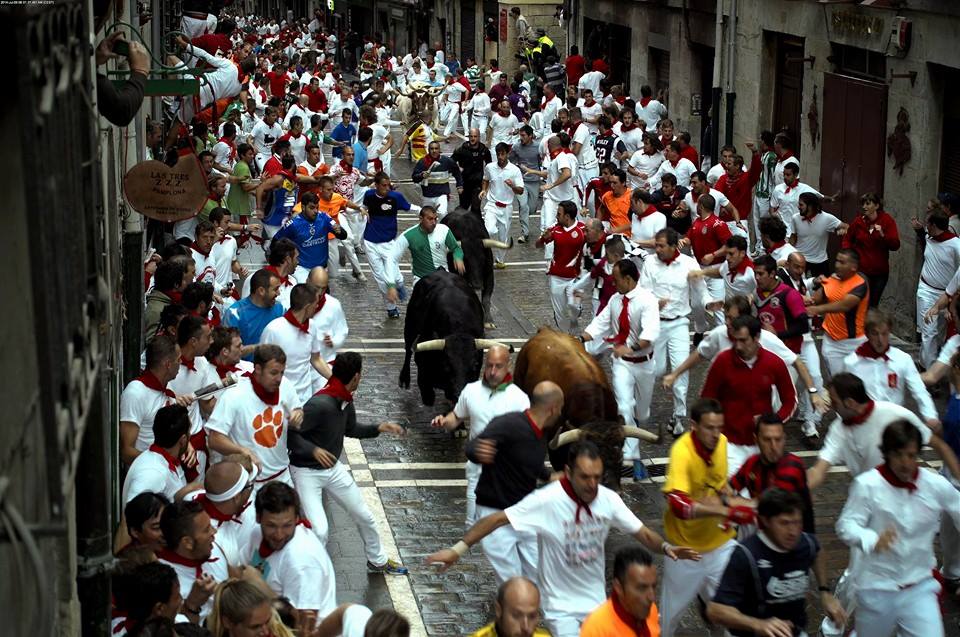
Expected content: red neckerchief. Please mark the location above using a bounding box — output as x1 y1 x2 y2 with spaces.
257 520 312 559
778 150 795 162
620 122 639 132
559 476 593 523
605 295 631 345
615 95 626 105
598 129 613 138
524 409 543 439
422 154 436 169
214 361 241 379
611 590 651 637
639 97 652 108
690 432 714 466
856 341 890 361
877 463 919 493
245 372 280 405
283 309 310 333
568 120 581 138
218 137 237 161
783 179 797 195
317 376 353 402
931 231 959 242
549 147 572 160
180 356 197 372
198 493 243 523
156 547 219 578
669 157 680 168
265 265 293 287
843 400 875 426
137 371 175 398
160 288 182 304
583 98 596 107
660 134 673 146
729 256 753 282
659 249 680 266
315 291 327 313
216 233 232 244
768 240 787 252
148 444 181 472
636 204 657 220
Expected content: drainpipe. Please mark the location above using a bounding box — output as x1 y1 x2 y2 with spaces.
724 0 737 146
710 0 723 163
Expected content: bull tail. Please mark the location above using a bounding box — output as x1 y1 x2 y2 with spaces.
399 348 412 389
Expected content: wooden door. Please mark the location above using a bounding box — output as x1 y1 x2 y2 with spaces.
774 35 805 150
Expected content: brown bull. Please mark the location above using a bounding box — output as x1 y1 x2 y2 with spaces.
395 81 441 130
513 328 655 488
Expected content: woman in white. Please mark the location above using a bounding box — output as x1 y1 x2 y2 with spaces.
627 134 664 191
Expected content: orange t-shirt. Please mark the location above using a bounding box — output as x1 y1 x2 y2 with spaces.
821 272 869 340
601 188 633 237
580 597 660 637
317 193 349 239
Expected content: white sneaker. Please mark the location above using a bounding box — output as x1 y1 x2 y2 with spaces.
671 419 685 436
802 420 819 438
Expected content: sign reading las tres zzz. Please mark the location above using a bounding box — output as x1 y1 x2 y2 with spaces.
123 155 209 222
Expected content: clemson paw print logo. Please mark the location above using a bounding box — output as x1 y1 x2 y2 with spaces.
252 406 284 448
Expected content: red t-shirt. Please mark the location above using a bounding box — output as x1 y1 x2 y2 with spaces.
266 70 289 98
301 85 327 113
565 54 586 85
679 144 699 167
191 34 232 56
539 222 587 278
715 152 761 222
686 214 732 264
841 211 901 276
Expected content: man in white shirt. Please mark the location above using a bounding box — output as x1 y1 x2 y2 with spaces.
121 404 193 506
568 107 598 195
759 216 797 264
639 228 708 435
768 163 820 240
439 75 468 139
690 235 757 306
577 89 603 135
626 134 664 191
836 420 960 637
191 459 259 567
581 259 661 476
359 105 393 178
260 284 331 404
249 107 283 171
578 64 605 98
842 309 938 423
678 171 739 232
528 135 577 260
426 441 693 637
788 192 847 277
466 86 492 136
915 210 960 369
206 344 305 489
487 99 520 148
479 143 525 267
635 85 668 131
119 336 186 465
168 316 219 480
613 110 644 169
772 134 799 188
248 482 338 622
431 345 531 526
306 268 348 392
648 142 697 191
539 84 563 139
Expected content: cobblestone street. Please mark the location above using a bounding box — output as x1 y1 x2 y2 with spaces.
237 144 960 637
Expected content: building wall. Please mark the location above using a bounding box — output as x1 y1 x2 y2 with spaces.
499 0 567 77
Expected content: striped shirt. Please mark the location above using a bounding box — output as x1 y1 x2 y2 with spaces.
754 150 778 199
730 453 814 533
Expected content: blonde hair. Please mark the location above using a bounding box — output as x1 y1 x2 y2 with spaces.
208 579 272 637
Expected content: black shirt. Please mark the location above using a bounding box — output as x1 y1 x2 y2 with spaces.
652 186 691 235
288 394 380 468
594 133 625 167
713 531 820 637
452 142 492 184
466 412 551 510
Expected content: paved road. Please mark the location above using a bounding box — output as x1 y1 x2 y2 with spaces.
237 140 960 636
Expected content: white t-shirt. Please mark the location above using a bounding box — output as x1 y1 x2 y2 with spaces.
579 101 603 134
468 93 492 119
919 235 960 290
717 260 757 301
769 242 797 263
210 236 238 293
819 401 929 477
205 378 300 480
648 157 697 191
310 295 349 392
158 542 230 620
367 123 390 162
489 112 520 146
578 71 605 97
203 498 258 567
168 357 219 437
213 140 236 170
247 524 337 616
769 182 821 233
483 161 524 205
121 447 187 506
631 210 666 253
571 124 597 168
698 327 797 366
260 316 323 405
789 211 842 264
442 81 468 105
192 247 218 285
250 120 283 157
453 380 530 440
505 481 644 616
544 152 578 202
627 150 663 191
635 98 668 131
683 188 730 217
119 378 176 451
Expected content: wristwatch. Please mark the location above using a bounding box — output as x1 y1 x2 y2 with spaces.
808 387 819 394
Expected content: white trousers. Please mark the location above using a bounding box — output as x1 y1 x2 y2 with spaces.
752 196 771 254
471 115 489 137
821 549 861 637
727 443 760 478
475 504 538 586
821 335 867 378
660 539 736 637
856 577 943 637
693 276 725 333
654 317 691 420
612 356 656 460
797 337 824 423
940 467 960 580
364 239 400 311
441 103 462 137
541 199 560 260
465 460 481 528
290 463 388 566
344 210 367 248
549 275 581 334
917 280 945 369
576 164 599 203
327 223 363 278
543 611 585 637
483 200 513 263
422 194 449 218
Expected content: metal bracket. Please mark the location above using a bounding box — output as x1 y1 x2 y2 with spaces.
786 56 816 68
889 71 917 87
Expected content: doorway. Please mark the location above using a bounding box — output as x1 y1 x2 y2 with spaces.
582 18 632 94
773 34 805 150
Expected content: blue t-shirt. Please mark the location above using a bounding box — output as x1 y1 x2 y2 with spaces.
330 123 356 158
222 296 284 353
362 190 412 243
273 212 337 268
352 141 369 175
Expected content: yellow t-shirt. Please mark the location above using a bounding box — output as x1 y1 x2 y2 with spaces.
662 432 734 552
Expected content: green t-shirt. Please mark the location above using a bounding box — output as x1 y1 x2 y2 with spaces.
226 161 252 217
199 196 221 223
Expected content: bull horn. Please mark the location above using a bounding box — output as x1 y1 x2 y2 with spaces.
548 428 583 450
474 338 513 352
428 86 442 95
623 426 660 443
481 238 512 250
415 338 447 352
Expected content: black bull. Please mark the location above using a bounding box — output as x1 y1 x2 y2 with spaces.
399 270 505 405
441 209 511 326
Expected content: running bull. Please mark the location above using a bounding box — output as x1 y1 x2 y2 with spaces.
442 209 512 328
513 327 656 487
399 269 508 405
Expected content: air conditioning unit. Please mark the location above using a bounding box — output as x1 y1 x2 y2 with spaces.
886 16 911 58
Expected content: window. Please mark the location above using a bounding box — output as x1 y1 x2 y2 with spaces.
829 43 887 81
